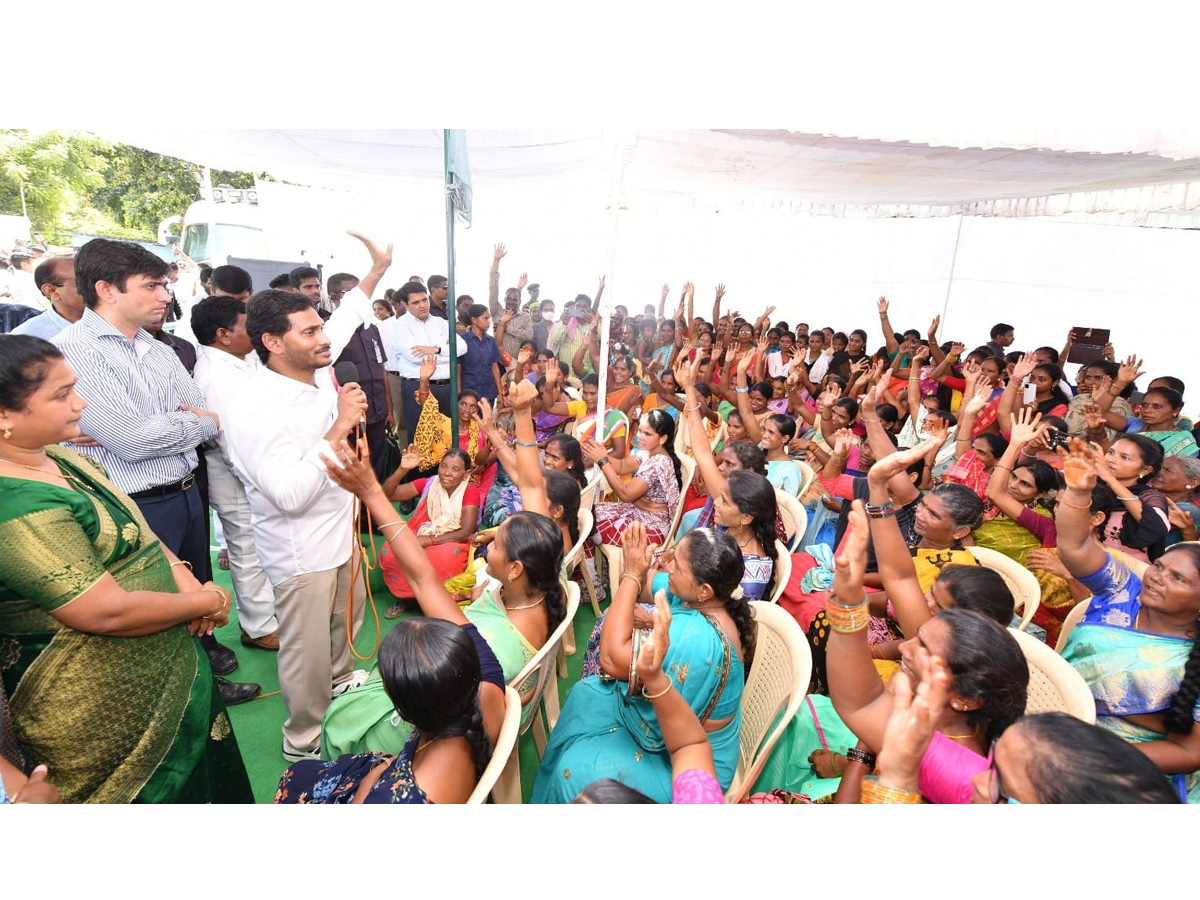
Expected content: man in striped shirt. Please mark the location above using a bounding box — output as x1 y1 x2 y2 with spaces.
54 239 256 700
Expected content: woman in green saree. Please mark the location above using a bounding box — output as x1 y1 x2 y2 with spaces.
0 336 252 803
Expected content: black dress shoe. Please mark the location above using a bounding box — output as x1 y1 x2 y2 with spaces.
217 678 261 706
203 639 239 676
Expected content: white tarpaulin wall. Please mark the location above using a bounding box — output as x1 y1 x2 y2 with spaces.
95 128 1200 405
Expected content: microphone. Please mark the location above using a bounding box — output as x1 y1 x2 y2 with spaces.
333 361 367 432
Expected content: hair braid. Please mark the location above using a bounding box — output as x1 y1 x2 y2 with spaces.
1164 614 1200 735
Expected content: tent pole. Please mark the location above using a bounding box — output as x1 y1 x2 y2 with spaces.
445 130 459 445
940 213 965 336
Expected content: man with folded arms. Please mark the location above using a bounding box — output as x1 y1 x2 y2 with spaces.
225 232 392 762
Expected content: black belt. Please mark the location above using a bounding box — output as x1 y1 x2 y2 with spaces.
128 472 197 500
403 377 449 386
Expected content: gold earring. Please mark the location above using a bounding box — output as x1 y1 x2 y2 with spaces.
2 425 10 440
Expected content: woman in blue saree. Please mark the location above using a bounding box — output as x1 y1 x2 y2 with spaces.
1054 437 1200 802
532 524 754 804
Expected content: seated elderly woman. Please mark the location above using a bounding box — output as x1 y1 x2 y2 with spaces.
408 356 497 497
378 447 480 618
533 524 754 803
1151 455 1200 547
1054 437 1200 803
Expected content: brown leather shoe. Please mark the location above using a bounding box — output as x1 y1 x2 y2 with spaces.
240 630 280 651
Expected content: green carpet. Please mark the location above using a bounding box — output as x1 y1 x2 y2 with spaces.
209 548 598 803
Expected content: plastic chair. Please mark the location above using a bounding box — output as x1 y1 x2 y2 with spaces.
968 545 1041 631
795 460 816 500
1054 598 1092 653
467 685 522 804
725 601 813 803
579 473 601 511
559 514 594 656
508 581 580 760
1007 627 1096 723
774 489 809 552
767 541 791 605
599 455 696 601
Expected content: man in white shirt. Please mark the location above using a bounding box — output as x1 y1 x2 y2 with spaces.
192 294 280 651
7 251 42 310
225 234 391 761
376 299 408 441
393 280 466 439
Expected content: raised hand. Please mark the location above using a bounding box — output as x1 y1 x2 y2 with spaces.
833 427 856 457
948 341 966 358
833 499 869 595
876 296 889 315
911 344 931 365
400 442 421 471
661 284 670 301
963 381 993 417
1081 401 1107 432
820 382 843 411
1012 351 1038 382
1090 374 1113 403
517 272 528 291
1117 355 1145 386
867 431 946 485
346 230 393 270
621 521 656 582
516 345 534 367
736 352 754 376
419 354 437 382
876 649 951 791
927 315 941 337
499 308 514 326
685 282 695 299
493 242 507 263
509 379 538 411
1058 437 1099 493
1008 406 1044 446
715 283 726 301
598 274 606 293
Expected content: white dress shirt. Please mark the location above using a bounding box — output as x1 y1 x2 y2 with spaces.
8 269 43 310
223 287 375 586
194 345 260 462
393 311 466 379
376 315 401 375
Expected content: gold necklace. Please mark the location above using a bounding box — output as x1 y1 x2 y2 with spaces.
940 725 978 741
0 455 57 475
500 586 545 611
413 736 441 756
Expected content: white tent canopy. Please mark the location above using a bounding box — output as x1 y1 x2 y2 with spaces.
96 128 1200 217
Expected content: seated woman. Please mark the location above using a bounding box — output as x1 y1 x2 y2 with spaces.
944 381 1009 520
997 353 1071 433
573 590 726 804
602 353 645 418
1086 433 1170 563
408 355 497 498
533 523 753 803
481 429 586 529
276 616 505 804
822 501 1028 804
861 660 1178 804
586 408 683 549
0 335 252 803
761 413 804 495
976 408 1075 642
1151 455 1200 547
1098 383 1198 459
1053 437 1200 803
378 448 480 618
319 385 566 758
573 373 630 473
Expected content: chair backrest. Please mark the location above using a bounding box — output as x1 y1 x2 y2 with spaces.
665 454 697 547
1054 598 1092 654
508 581 581 735
795 460 816 500
466 685 522 804
726 601 813 803
1007 627 1097 723
579 473 601 511
968 545 1041 631
767 541 791 605
561 508 593 579
774 489 809 552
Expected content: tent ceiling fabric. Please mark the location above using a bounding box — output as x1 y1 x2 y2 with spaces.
95 128 1200 216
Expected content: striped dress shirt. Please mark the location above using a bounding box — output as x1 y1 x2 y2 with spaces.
53 308 217 494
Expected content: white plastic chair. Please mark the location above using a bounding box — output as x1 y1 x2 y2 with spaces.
795 460 816 500
599 455 696 601
559 515 594 656
969 545 1041 631
725 601 813 803
508 581 580 759
1054 599 1092 654
767 541 791 605
1007 627 1096 723
774 489 809 552
467 685 522 804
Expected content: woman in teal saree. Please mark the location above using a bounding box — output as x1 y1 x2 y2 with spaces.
0 336 252 803
532 524 754 804
1054 436 1200 803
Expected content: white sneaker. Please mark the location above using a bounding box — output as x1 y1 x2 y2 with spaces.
332 669 369 698
282 739 321 763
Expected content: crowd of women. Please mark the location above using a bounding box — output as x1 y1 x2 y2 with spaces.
1 270 1197 804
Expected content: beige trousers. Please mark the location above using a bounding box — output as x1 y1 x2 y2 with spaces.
273 554 366 752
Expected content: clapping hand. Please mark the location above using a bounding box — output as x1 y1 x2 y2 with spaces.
634 590 674 696
621 521 655 582
581 436 607 466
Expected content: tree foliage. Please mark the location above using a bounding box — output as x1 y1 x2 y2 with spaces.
0 130 261 244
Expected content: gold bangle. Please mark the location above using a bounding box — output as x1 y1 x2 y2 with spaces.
206 588 228 618
620 572 643 590
1060 498 1092 510
377 519 406 533
861 778 925 804
825 596 870 633
642 681 673 700
171 560 192 570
